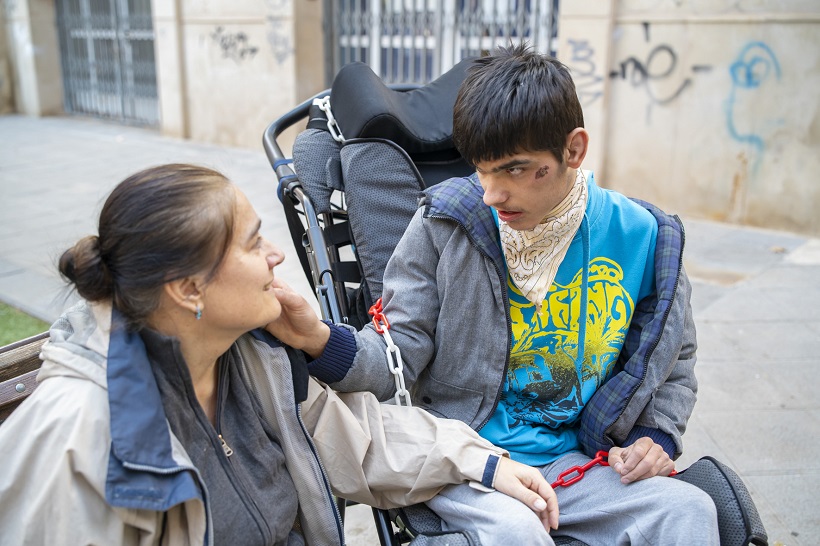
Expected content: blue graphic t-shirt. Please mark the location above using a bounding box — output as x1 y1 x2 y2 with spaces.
479 174 658 466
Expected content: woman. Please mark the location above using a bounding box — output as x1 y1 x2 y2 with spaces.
0 164 556 545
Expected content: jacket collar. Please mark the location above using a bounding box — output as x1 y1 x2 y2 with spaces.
422 173 504 266
105 307 203 512
249 328 309 403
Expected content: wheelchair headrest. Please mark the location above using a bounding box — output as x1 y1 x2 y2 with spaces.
329 58 476 156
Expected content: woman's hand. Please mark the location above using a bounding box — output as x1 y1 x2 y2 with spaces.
493 456 559 531
266 278 330 358
608 437 676 484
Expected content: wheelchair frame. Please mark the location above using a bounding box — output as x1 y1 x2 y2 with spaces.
263 85 423 546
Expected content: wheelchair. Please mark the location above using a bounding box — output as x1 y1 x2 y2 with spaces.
262 58 768 546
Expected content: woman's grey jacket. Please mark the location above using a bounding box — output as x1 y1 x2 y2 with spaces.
319 175 698 460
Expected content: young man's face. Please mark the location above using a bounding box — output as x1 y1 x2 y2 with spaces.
475 149 575 231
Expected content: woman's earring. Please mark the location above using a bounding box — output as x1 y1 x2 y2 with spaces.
195 305 202 320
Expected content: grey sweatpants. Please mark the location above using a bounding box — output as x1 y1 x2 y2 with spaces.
425 452 719 546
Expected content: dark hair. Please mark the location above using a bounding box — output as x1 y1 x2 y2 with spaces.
453 43 584 166
59 164 236 329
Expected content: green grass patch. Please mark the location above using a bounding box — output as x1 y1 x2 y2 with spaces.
0 302 50 346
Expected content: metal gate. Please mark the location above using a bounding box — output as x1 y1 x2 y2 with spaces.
326 0 559 85
56 0 158 125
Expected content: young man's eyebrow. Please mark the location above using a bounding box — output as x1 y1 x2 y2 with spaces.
477 158 533 174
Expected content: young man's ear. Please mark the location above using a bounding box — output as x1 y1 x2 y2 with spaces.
565 128 589 169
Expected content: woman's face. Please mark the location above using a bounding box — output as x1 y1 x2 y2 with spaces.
199 187 285 335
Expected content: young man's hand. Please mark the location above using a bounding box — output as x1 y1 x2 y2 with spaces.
608 436 675 484
493 456 559 531
265 278 330 359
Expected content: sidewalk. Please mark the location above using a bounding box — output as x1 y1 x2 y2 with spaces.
2 114 818 545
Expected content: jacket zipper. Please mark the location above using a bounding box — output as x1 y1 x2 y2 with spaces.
213 360 272 544
218 435 234 457
295 403 347 545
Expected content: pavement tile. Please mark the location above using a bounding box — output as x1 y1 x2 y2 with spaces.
696 273 820 322
683 218 806 275
0 268 79 322
697 409 820 474
0 257 26 278
688 279 732 316
695 320 820 362
784 239 820 266
745 473 820 546
748 263 820 289
675 412 733 469
695 360 819 411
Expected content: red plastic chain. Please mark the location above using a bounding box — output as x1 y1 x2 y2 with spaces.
551 451 611 488
368 298 390 333
551 450 677 489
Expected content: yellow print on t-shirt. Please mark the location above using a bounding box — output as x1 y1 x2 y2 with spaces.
505 257 635 424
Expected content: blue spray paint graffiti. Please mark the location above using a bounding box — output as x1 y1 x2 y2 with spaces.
724 42 781 170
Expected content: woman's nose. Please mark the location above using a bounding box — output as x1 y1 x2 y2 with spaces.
267 244 285 269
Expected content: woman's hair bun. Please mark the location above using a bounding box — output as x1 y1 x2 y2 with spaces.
59 235 114 301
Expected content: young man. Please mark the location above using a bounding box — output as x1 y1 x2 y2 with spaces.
272 44 719 545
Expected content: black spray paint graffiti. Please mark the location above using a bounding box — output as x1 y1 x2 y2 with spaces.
211 27 259 63
567 39 604 107
610 22 711 122
267 17 295 65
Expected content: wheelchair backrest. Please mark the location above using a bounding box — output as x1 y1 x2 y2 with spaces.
291 59 476 318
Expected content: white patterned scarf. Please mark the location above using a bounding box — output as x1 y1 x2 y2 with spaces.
499 169 589 313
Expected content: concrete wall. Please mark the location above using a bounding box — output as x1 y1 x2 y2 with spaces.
558 0 820 236
0 3 13 113
2 0 62 116
152 0 316 149
294 0 325 100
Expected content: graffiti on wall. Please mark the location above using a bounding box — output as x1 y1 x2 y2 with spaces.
264 0 291 10
724 41 782 172
566 38 605 107
3 0 17 17
266 17 294 65
610 22 711 122
211 27 259 63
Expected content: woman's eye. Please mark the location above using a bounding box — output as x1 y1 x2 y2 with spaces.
254 236 263 248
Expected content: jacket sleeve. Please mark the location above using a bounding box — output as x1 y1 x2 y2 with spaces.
0 374 164 545
300 377 507 509
314 209 444 401
625 266 698 458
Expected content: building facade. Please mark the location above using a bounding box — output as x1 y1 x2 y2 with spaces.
2 0 819 236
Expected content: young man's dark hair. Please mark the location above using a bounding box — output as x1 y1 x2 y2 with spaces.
453 43 585 167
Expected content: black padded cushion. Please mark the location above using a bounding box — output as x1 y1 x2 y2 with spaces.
330 58 476 157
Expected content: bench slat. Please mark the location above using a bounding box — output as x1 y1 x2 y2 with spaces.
0 369 39 422
0 332 48 382
0 332 48 425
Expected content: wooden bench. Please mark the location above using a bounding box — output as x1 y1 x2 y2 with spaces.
0 332 48 425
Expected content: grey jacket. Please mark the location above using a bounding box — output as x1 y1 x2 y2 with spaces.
332 174 698 459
